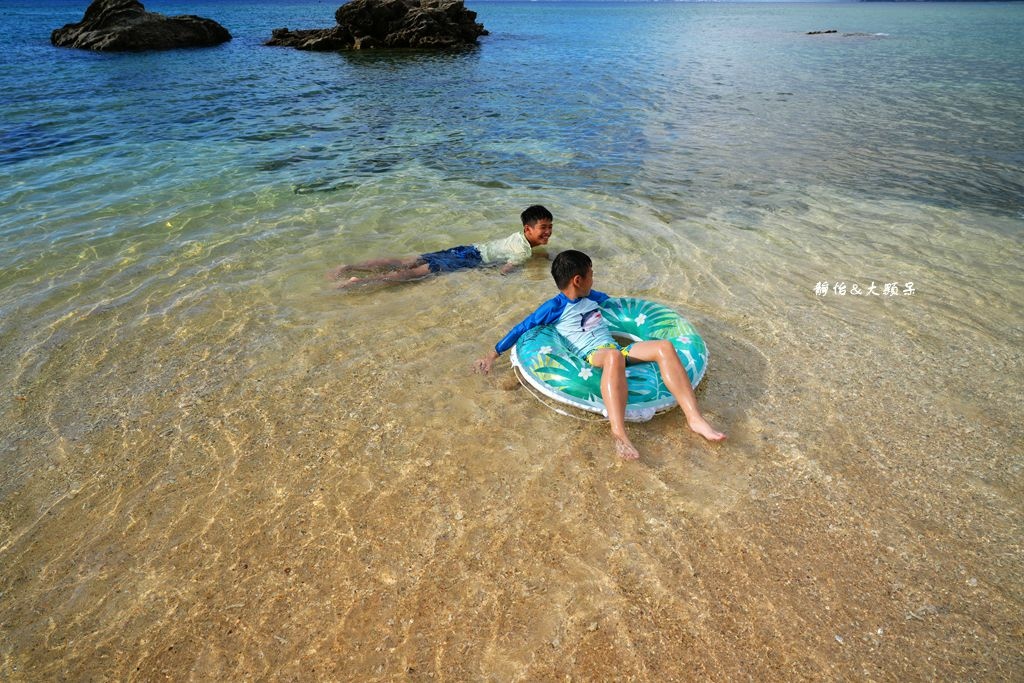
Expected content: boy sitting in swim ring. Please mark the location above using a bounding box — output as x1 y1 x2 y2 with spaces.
327 205 553 287
474 250 726 460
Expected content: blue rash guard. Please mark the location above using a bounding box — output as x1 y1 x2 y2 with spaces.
495 290 618 358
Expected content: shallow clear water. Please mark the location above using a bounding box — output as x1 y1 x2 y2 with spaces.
1 1 1022 679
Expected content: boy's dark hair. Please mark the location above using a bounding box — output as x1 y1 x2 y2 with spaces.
551 250 591 290
521 204 553 226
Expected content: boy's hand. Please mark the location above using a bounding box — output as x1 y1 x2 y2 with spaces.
474 350 499 374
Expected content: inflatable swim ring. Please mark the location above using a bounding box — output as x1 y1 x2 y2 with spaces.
510 297 708 422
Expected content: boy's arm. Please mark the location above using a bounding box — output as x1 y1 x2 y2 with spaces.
499 233 536 275
499 241 536 275
474 349 501 374
474 297 563 374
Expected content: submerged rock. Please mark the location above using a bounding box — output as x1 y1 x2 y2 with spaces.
806 29 887 39
266 0 487 51
51 0 231 51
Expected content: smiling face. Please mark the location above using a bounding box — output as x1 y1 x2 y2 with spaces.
523 218 553 247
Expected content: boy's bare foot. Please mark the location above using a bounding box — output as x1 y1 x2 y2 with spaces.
688 417 727 442
614 435 640 461
334 276 362 289
326 265 352 281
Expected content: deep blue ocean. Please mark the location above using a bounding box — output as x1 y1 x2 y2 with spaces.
3 2 1022 237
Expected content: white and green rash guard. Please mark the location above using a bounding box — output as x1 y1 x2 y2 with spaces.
495 290 616 358
473 231 533 266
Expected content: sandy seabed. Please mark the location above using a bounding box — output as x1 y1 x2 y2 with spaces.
1 194 1022 681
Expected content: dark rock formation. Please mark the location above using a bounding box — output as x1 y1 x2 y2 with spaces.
806 29 886 39
266 0 487 51
51 0 230 51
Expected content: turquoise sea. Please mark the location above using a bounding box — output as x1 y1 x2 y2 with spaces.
1 1 1022 679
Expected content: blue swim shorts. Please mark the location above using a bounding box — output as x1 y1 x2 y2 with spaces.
420 245 483 274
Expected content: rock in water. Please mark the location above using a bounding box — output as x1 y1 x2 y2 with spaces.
266 0 487 51
51 0 231 51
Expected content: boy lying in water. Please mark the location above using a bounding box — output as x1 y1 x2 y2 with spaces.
327 205 553 287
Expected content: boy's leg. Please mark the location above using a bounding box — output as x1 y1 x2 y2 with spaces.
327 256 423 280
335 262 432 288
590 348 640 460
627 340 726 442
